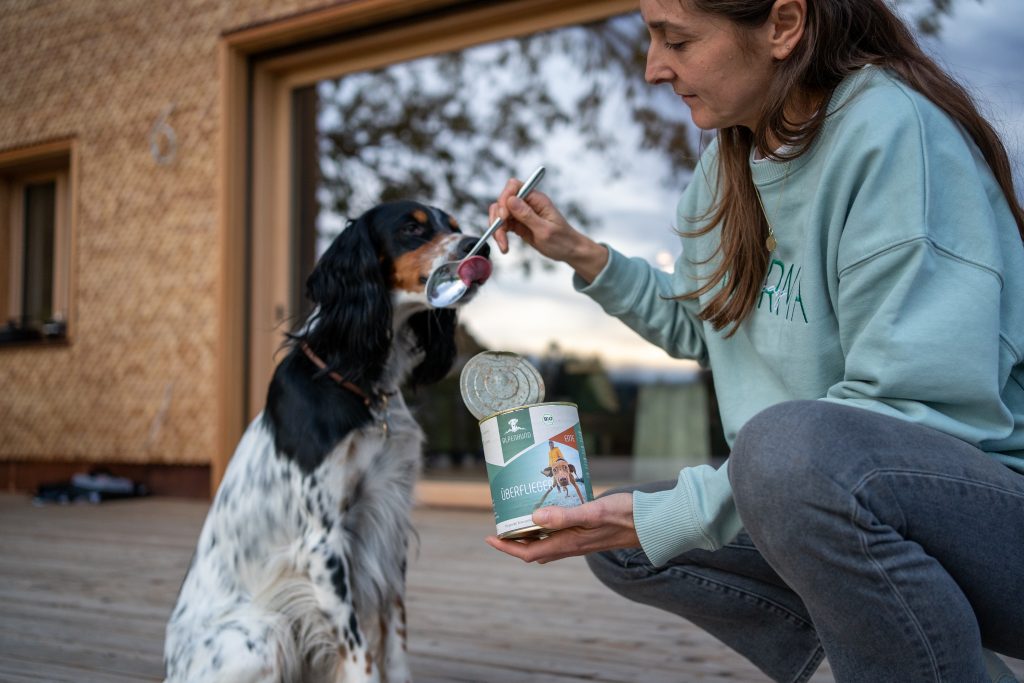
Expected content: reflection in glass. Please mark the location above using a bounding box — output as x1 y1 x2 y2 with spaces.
294 1 1023 475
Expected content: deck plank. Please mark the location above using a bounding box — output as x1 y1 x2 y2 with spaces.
0 493 1021 682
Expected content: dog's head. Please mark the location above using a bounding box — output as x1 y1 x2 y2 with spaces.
300 200 490 388
543 459 577 489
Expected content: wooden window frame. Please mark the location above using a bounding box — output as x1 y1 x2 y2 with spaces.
0 140 76 346
217 0 638 493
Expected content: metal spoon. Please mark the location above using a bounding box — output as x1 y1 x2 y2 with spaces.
426 166 546 308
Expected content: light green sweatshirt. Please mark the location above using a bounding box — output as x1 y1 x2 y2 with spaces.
575 66 1024 567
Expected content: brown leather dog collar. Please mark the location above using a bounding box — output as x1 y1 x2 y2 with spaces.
300 342 388 409
300 342 393 437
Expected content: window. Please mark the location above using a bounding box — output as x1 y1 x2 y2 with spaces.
0 141 73 344
288 10 714 472
229 0 725 485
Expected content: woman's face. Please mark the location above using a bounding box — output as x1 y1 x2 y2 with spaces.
640 0 777 131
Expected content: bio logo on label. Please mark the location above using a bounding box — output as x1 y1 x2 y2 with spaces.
498 409 534 462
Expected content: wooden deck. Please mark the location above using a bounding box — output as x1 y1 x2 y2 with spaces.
0 492 1020 683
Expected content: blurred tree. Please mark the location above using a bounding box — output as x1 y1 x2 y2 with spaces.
316 1 971 246
901 0 980 36
316 12 694 252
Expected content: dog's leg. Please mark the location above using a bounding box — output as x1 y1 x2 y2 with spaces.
329 643 379 683
312 546 413 683
536 483 556 508
304 544 381 683
381 594 412 683
571 479 586 505
166 618 287 683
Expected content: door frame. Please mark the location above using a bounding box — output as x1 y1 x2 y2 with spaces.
215 0 639 493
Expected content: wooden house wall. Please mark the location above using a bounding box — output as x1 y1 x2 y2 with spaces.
0 0 335 468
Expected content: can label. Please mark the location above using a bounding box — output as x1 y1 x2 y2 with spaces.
480 402 593 537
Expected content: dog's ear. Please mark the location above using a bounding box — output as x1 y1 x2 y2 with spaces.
542 467 553 477
407 308 457 387
306 214 387 306
303 212 392 385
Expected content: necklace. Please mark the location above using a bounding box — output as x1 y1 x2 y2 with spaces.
753 161 791 253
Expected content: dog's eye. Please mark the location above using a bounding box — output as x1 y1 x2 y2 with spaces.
402 222 427 237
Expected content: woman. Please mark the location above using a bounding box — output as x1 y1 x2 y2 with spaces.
485 0 1024 680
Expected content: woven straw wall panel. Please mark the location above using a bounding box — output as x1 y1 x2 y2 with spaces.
0 0 331 464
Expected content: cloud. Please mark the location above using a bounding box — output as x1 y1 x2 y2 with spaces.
908 0 1024 180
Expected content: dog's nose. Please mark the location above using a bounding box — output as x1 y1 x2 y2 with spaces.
458 236 490 259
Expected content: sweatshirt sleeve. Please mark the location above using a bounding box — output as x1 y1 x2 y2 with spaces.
632 460 742 566
570 159 718 363
572 246 709 363
575 241 741 566
571 153 731 564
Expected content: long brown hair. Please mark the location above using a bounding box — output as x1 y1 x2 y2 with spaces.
679 0 1024 335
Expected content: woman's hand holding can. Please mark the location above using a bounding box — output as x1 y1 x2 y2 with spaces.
485 492 640 564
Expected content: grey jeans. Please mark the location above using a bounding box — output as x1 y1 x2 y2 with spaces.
586 400 1024 682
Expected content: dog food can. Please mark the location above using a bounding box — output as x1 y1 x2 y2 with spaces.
479 402 594 539
459 350 546 421
461 351 593 539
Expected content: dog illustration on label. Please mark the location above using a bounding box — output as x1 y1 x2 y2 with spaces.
537 440 586 507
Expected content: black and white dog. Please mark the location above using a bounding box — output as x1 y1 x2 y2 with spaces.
165 201 490 683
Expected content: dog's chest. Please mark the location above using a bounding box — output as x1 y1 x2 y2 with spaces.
316 404 421 613
206 408 422 573
316 400 421 535
326 399 421 496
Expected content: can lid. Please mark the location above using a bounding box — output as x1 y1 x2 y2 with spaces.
459 351 545 420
